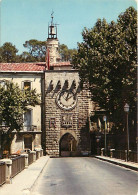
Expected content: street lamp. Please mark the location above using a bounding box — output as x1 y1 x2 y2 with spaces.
124 103 129 161
103 115 107 156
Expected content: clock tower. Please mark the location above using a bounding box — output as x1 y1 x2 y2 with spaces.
45 14 91 157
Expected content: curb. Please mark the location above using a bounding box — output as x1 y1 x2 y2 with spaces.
95 156 138 171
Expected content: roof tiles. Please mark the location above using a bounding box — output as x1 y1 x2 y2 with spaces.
0 61 71 72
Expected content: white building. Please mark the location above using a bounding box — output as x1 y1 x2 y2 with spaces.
0 63 45 153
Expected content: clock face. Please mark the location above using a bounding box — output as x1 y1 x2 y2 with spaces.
56 90 77 110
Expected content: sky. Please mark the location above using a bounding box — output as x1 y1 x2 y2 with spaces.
0 0 137 54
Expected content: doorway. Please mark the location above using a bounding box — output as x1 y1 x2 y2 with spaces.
59 133 77 157
24 136 32 150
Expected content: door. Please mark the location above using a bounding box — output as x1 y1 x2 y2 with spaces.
60 133 77 157
24 136 32 150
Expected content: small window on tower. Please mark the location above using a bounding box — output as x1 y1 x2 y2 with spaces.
23 81 31 91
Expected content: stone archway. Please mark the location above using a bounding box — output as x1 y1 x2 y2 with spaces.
59 133 77 157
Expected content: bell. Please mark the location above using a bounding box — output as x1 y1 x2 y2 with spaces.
50 26 56 35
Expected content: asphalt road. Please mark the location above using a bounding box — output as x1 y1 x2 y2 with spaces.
31 157 138 195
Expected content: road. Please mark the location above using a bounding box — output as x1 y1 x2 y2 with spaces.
31 157 138 195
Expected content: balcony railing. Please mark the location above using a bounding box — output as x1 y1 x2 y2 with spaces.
21 125 37 132
0 125 40 133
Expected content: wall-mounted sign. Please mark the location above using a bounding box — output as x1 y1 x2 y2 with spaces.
61 114 73 128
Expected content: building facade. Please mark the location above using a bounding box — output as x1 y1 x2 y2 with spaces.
0 65 45 153
45 71 91 157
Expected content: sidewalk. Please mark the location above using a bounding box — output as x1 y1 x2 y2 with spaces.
0 155 49 195
95 155 138 171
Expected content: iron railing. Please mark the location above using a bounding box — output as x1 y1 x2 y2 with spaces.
0 162 6 186
101 149 137 163
112 150 126 160
11 155 25 178
129 151 137 163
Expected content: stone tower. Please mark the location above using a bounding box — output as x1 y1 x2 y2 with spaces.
45 14 91 157
46 12 60 64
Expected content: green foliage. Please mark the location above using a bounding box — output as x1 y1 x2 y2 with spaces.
0 80 40 152
59 44 77 61
0 42 18 63
23 39 46 62
72 7 137 130
17 52 36 62
0 40 77 63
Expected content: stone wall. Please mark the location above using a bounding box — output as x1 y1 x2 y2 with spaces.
45 70 91 157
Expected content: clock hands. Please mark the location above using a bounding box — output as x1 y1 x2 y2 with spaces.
62 91 74 101
56 90 77 110
66 93 74 101
61 93 68 100
65 92 70 101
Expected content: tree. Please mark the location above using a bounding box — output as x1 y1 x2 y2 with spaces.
59 44 77 61
23 41 77 62
0 40 77 63
72 7 137 131
0 80 40 155
23 39 46 62
0 47 3 62
0 42 18 63
17 51 36 62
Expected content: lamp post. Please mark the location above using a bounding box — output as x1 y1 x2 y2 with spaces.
103 115 107 156
124 103 129 161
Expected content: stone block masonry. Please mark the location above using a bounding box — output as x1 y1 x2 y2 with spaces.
45 70 91 157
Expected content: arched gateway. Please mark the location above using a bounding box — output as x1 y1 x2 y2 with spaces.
59 133 77 157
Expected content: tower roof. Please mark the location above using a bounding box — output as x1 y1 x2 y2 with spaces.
48 12 57 39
